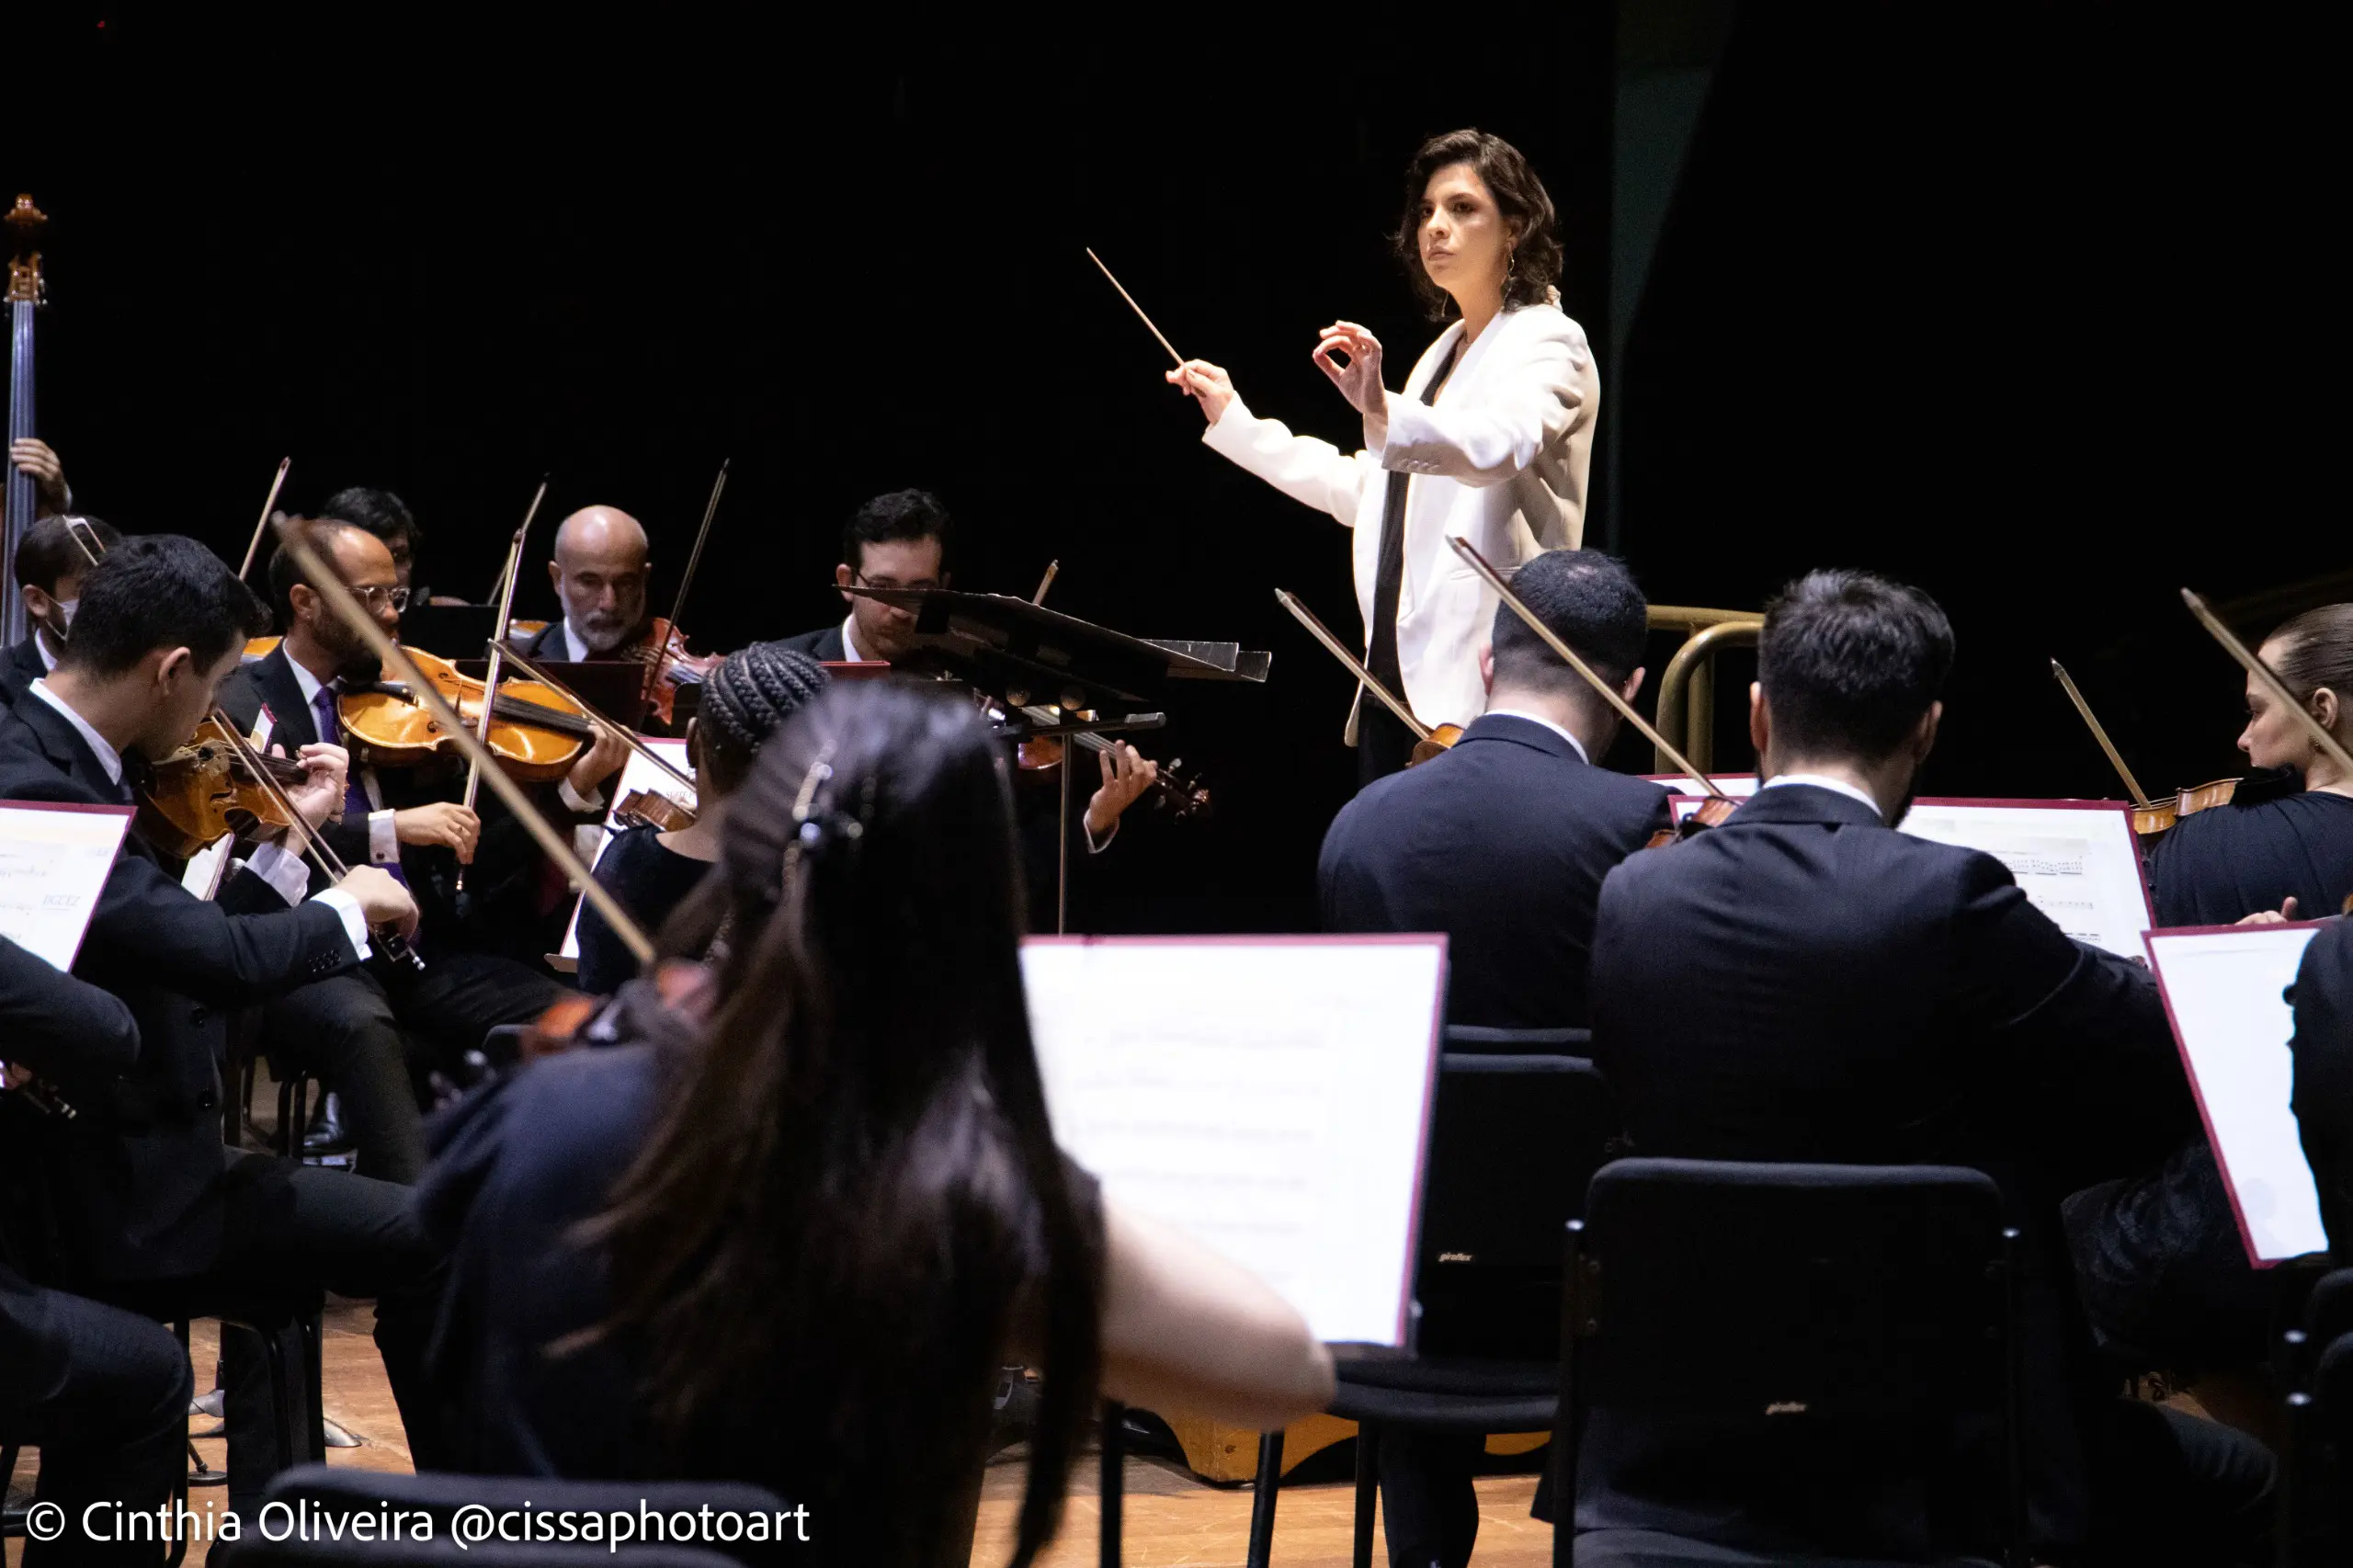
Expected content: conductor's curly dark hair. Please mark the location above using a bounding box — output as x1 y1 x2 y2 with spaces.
1392 129 1563 322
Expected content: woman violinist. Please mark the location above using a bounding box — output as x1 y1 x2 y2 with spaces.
2145 603 2353 925
1168 129 1598 785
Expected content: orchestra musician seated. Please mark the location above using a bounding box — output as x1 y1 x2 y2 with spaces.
321 484 464 608
1583 569 2271 1567
779 487 1163 929
417 682 1335 1568
1315 546 1669 1568
2144 602 2353 925
574 640 829 995
0 535 451 1516
4 936 193 1568
214 521 580 1184
4 513 122 710
513 504 659 665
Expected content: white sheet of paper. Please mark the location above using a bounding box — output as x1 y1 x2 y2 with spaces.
0 801 135 971
1644 773 1759 798
2145 925 2330 1265
1021 936 1447 1346
558 738 695 962
1896 801 2152 960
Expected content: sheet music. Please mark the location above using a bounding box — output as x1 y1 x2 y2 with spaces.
1644 773 1759 797
1896 801 2151 959
1021 937 1446 1346
557 738 694 962
0 801 134 971
2146 926 2330 1265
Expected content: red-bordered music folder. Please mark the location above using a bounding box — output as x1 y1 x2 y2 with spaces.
1020 933 1449 1348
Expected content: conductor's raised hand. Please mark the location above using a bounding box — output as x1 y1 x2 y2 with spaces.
1165 359 1234 425
1312 322 1385 418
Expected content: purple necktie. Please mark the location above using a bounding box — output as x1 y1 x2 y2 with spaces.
314 684 404 885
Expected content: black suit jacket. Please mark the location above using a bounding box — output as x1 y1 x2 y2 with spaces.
1 935 140 1094
0 697 359 1281
2291 915 2353 1256
1584 783 2194 1552
214 647 380 889
0 636 48 710
1318 713 1668 1028
777 622 847 662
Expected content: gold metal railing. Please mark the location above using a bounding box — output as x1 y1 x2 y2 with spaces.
1647 608 1764 774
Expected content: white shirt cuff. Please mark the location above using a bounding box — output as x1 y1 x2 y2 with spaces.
1085 817 1118 854
368 809 401 865
244 841 313 908
311 888 374 962
558 776 604 814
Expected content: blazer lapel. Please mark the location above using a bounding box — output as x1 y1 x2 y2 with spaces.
256 648 320 748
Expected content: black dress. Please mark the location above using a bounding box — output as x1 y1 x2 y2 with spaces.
2144 773 2353 925
415 978 1104 1552
574 825 711 995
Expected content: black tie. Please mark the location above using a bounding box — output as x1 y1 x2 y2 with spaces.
1365 339 1463 700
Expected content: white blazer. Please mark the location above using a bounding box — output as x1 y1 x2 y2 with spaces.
1203 301 1597 736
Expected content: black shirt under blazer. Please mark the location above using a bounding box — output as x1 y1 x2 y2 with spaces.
1585 783 2195 1551
1318 712 1669 1028
0 697 358 1282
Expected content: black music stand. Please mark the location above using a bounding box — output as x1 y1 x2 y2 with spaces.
844 587 1269 934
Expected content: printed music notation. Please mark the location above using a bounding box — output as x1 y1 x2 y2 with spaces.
0 802 134 971
1895 801 2154 960
1021 937 1446 1347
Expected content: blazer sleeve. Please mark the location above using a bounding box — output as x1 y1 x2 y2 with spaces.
1374 310 1591 489
2290 917 2353 1252
1200 396 1377 526
0 934 140 1084
85 848 359 1005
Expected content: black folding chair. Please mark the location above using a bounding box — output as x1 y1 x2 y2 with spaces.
2280 1321 2353 1567
1236 1042 1615 1568
1556 1159 2025 1568
217 1468 796 1568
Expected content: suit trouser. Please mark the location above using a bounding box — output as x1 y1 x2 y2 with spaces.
155 1153 449 1517
1 1289 192 1567
1379 1430 1483 1568
257 953 568 1185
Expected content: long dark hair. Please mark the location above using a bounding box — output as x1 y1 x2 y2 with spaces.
590 681 1101 1568
1392 128 1563 322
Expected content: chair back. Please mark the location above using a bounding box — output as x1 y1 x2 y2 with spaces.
1442 1024 1592 1055
1559 1158 2025 1563
1420 1048 1611 1273
2305 1267 2353 1348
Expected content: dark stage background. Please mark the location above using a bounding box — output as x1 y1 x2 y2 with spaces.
10 4 2340 934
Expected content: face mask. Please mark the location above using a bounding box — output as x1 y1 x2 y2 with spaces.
52 597 76 629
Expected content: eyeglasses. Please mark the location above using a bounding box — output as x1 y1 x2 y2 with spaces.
853 574 942 594
352 585 412 612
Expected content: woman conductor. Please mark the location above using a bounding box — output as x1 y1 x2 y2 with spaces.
1170 129 1599 784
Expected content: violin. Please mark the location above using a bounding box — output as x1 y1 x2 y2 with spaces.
136 715 307 861
615 786 698 833
1015 710 1213 822
619 616 722 728
338 645 598 783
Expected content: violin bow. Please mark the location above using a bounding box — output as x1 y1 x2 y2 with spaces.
460 479 549 846
1031 559 1060 606
1272 588 1434 742
2182 588 2353 783
1447 536 1735 803
642 458 730 712
2048 659 2154 808
272 513 656 965
234 458 292 582
495 640 699 796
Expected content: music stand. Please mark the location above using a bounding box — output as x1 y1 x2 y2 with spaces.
844 587 1269 933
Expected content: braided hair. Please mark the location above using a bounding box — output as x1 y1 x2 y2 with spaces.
693 641 829 797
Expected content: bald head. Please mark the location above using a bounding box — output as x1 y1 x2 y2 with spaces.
548 505 652 654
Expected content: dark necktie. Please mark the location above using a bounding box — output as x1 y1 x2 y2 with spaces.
313 683 404 885
1365 339 1464 699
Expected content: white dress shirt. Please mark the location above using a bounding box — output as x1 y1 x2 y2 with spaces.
837 613 867 664
1481 706 1591 765
283 657 403 866
1761 771 1887 820
27 678 369 957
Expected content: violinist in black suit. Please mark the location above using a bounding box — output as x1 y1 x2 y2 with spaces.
2144 603 2353 926
2 513 121 710
215 522 575 1183
0 535 450 1512
1582 570 2272 1568
3 937 192 1568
